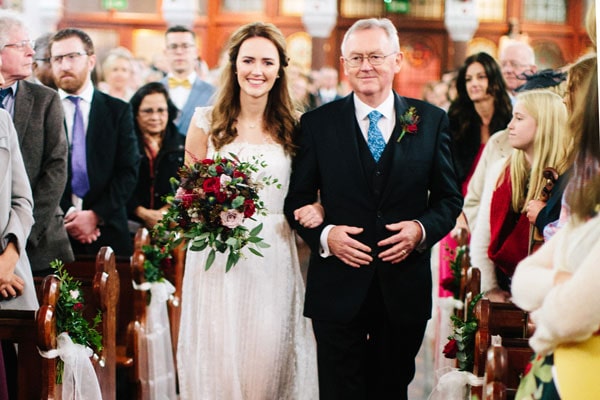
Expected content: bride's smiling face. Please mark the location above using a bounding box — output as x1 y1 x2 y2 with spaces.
235 36 280 99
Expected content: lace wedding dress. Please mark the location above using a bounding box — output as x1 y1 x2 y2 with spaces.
177 107 319 400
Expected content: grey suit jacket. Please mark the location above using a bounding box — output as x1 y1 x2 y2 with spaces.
14 80 73 271
0 110 38 310
161 77 215 135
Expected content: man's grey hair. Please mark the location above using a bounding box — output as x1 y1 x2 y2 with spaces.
341 18 400 56
500 41 536 67
0 10 25 48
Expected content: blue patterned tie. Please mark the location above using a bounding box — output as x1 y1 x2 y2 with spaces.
67 96 90 198
0 88 11 109
367 110 386 162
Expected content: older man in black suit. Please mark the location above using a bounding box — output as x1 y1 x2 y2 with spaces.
50 28 139 257
284 18 462 400
0 11 73 274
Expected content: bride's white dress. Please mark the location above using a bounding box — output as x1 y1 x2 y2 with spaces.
177 107 319 400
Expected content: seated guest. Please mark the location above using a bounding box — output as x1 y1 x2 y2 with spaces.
511 60 600 400
128 82 184 230
470 90 571 302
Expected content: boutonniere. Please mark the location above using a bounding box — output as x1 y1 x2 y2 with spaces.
397 106 420 143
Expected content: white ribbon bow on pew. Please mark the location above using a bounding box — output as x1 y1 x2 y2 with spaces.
39 332 102 400
133 280 178 400
428 366 484 400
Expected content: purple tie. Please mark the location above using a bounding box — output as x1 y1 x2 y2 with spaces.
68 96 90 197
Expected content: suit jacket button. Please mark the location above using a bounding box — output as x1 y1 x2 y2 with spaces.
377 211 383 218
375 171 382 176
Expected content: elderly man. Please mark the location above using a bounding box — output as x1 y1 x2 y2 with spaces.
0 12 73 274
499 41 537 101
285 18 462 400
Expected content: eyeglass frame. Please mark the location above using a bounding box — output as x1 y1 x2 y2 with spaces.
500 60 531 70
165 43 196 52
343 52 398 68
1 39 35 52
138 107 169 117
50 51 89 65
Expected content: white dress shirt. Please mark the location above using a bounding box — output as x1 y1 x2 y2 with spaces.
167 71 197 110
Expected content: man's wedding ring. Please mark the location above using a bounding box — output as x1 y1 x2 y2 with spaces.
400 249 407 256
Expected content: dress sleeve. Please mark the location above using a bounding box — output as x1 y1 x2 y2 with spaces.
193 106 212 133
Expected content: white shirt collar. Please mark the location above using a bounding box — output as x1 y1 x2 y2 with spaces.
354 91 395 122
58 79 94 103
167 71 197 85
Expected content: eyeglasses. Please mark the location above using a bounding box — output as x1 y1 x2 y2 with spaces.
50 52 88 65
343 52 397 68
34 57 50 63
1 39 35 52
139 108 168 116
500 60 530 70
166 43 195 52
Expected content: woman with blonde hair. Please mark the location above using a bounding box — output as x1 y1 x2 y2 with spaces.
98 47 135 101
512 58 600 400
470 90 571 302
178 22 319 399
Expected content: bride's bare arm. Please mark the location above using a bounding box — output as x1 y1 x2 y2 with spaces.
293 202 324 229
185 113 209 165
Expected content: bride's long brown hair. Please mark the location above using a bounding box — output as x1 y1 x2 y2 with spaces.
210 22 297 155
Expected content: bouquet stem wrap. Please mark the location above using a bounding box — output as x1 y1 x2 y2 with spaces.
39 332 102 400
133 280 177 400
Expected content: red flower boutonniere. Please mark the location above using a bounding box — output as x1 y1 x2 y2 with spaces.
397 106 420 143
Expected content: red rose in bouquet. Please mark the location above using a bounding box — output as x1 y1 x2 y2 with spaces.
154 153 278 272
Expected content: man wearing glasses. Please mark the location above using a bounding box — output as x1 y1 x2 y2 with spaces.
161 25 215 136
285 18 462 399
499 41 537 101
50 28 139 258
0 11 73 275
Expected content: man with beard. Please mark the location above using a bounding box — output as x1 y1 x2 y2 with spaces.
0 11 73 275
50 28 139 257
161 25 214 135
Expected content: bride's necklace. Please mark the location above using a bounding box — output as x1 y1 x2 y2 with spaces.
247 121 261 129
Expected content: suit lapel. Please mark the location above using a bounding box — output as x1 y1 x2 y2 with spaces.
13 81 33 144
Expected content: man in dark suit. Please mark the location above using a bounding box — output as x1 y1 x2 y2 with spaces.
161 25 215 135
0 12 73 274
50 28 139 257
284 18 462 400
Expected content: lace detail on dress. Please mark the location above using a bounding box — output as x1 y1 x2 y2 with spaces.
193 106 212 133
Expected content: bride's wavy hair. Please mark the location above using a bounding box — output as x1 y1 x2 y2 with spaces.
210 22 297 155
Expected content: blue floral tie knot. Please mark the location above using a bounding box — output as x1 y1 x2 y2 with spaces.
367 110 385 162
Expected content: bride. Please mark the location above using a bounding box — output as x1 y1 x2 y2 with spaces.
178 22 320 399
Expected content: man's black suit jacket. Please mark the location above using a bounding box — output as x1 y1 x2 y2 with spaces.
285 92 462 324
61 90 140 256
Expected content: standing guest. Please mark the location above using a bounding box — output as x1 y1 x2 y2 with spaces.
161 25 215 136
284 18 462 400
128 82 184 230
439 52 512 292
499 41 537 102
512 61 600 400
98 47 135 101
470 90 570 302
50 28 140 257
31 32 56 90
0 52 38 399
179 22 320 399
310 65 342 108
0 12 73 274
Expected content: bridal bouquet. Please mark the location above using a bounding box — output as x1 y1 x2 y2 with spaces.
155 153 275 272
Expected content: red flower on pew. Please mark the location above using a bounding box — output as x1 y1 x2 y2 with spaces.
443 338 458 359
73 302 84 312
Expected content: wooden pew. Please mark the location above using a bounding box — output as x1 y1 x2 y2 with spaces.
473 298 531 376
0 246 119 399
484 337 533 400
166 239 186 369
0 309 41 400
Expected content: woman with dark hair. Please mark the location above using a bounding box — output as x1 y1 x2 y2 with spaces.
438 52 512 296
127 82 184 230
178 22 319 399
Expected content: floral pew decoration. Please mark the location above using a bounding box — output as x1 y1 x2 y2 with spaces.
129 229 178 400
38 259 103 400
430 246 485 399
